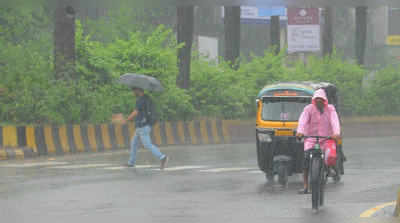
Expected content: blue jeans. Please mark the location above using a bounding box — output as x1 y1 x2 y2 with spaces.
128 125 165 166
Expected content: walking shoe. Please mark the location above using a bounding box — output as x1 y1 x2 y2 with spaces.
160 156 169 170
125 164 135 168
298 188 309 194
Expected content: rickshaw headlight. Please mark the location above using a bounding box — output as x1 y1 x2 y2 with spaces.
258 133 272 143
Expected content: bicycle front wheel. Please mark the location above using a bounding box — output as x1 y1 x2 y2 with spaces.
311 157 322 211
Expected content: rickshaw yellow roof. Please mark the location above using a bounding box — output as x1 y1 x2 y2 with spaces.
257 82 334 98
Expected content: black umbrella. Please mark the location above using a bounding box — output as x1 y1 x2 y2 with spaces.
118 73 164 92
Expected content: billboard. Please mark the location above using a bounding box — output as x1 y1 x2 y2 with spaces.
287 8 321 53
387 8 400 46
222 6 287 24
386 35 400 45
198 36 219 62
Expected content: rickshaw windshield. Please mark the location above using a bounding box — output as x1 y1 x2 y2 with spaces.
262 97 311 121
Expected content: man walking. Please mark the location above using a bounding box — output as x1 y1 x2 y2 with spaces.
124 87 168 170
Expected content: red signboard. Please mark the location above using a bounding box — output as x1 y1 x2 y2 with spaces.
288 8 319 25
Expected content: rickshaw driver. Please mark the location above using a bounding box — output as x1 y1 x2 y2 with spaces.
296 89 341 194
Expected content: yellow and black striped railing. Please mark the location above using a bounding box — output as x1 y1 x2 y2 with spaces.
0 120 232 160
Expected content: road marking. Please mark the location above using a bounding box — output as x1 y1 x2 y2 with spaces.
104 166 128 170
0 162 69 168
199 167 254 173
50 164 113 169
159 165 208 171
103 165 157 170
360 201 396 218
135 165 158 169
248 170 263 174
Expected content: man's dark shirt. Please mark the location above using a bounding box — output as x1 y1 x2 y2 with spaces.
135 95 150 128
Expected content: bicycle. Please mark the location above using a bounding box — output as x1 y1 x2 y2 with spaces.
303 136 333 212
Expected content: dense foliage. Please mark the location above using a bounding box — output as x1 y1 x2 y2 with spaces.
0 5 399 124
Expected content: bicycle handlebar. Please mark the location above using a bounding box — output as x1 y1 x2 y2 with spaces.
296 135 333 143
303 136 332 139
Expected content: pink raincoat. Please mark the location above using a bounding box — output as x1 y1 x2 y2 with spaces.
297 89 341 152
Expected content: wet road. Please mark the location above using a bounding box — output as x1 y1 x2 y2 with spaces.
0 136 399 223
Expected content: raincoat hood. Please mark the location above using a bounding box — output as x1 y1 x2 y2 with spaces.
312 89 328 106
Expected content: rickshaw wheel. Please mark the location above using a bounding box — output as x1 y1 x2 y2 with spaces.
266 171 274 183
277 164 288 187
256 140 271 172
256 141 265 171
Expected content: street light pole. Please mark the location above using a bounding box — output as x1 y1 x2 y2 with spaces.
224 6 241 69
270 15 281 55
355 6 367 65
54 0 76 80
176 6 194 89
322 7 334 57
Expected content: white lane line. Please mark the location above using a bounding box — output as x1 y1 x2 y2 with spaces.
49 164 113 169
103 165 157 170
104 166 128 170
135 165 158 169
199 167 254 173
0 162 69 168
156 165 208 171
248 170 263 174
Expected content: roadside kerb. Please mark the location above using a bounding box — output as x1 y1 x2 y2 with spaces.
0 120 231 160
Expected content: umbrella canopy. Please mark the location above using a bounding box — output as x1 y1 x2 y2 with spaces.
118 73 164 92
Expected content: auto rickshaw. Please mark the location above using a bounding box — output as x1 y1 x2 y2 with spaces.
256 82 344 186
